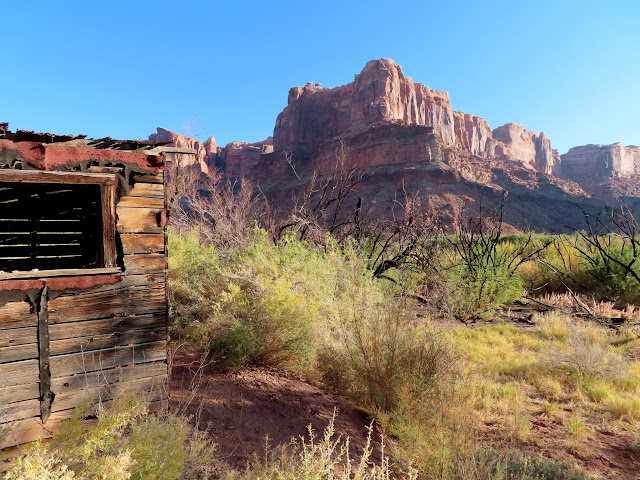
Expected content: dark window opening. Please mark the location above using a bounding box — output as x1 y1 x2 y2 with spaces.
0 182 104 272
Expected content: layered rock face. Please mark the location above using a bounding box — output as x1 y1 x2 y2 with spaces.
155 58 638 232
272 58 559 174
561 143 640 184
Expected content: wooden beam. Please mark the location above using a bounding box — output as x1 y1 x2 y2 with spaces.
0 171 115 185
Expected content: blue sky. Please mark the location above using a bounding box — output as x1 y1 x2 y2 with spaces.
2 0 638 154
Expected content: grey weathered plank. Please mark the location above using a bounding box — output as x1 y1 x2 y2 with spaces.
49 314 166 340
126 183 164 198
49 327 167 357
0 302 35 330
0 359 40 388
0 326 36 347
49 341 167 379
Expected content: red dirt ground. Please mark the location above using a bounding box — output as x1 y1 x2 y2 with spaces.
170 350 640 479
169 351 381 472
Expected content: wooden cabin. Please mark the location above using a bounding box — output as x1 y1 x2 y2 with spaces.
0 127 183 452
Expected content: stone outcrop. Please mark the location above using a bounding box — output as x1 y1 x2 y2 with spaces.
492 123 560 175
561 143 640 184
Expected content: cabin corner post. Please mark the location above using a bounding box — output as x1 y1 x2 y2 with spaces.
37 285 54 424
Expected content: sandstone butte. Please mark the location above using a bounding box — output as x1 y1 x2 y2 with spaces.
152 58 640 233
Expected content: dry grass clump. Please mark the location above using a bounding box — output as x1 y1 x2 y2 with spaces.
220 414 416 480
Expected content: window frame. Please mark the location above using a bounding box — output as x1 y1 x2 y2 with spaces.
0 170 118 279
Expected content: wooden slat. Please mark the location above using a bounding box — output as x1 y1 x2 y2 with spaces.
49 340 167 378
0 361 167 405
116 206 163 234
0 267 120 281
117 196 164 208
123 254 167 274
0 359 40 388
51 361 167 396
49 327 167 357
49 314 166 340
0 382 40 404
0 326 37 347
120 234 165 254
48 284 166 323
0 302 35 330
0 343 38 364
126 182 163 198
0 171 115 185
101 184 117 268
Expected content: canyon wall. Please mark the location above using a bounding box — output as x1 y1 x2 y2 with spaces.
561 143 640 184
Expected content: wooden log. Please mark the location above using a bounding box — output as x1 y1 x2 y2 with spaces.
126 183 163 198
116 206 163 234
120 234 165 254
123 254 167 274
49 340 167 379
0 302 35 330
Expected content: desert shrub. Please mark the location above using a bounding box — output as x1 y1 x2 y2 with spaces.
220 415 416 480
169 229 389 373
5 396 214 480
445 261 524 321
475 449 593 480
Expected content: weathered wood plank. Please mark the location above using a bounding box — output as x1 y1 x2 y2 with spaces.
0 171 115 185
0 267 120 282
49 327 167 357
49 340 167 379
123 254 167 274
101 184 117 268
0 302 35 330
0 382 40 405
49 314 166 340
0 326 37 348
0 361 167 405
116 206 163 234
51 361 167 396
0 359 40 388
48 285 166 323
120 234 165 254
126 182 163 198
0 343 38 364
117 196 164 208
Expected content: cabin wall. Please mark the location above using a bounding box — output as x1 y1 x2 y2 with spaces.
0 142 168 450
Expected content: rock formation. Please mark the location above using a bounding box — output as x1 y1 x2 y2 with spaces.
154 58 639 232
561 143 640 183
